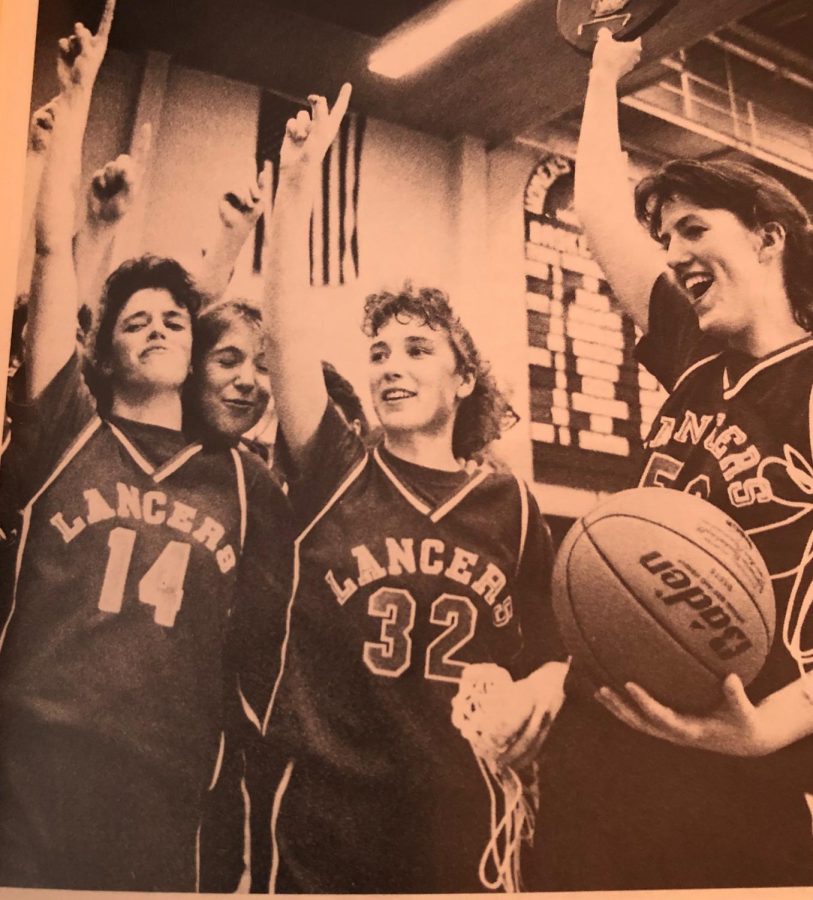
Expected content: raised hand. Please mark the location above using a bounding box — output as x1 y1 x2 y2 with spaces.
590 27 642 83
29 98 60 154
279 83 352 177
86 122 151 226
56 0 115 95
218 161 270 232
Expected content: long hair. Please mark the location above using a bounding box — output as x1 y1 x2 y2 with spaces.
361 285 511 460
634 159 813 331
87 256 203 413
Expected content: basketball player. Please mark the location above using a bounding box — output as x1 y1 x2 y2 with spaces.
527 29 813 890
0 4 291 889
256 86 568 893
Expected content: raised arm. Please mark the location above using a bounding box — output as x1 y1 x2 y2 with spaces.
26 0 115 399
194 163 269 305
575 30 664 333
262 84 351 463
74 121 151 325
16 98 60 298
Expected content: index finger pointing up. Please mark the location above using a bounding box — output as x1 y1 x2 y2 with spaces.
97 0 116 40
328 83 352 127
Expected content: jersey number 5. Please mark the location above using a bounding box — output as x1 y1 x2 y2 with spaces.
363 588 477 683
98 526 191 627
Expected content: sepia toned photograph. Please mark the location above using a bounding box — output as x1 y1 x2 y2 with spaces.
1 0 813 895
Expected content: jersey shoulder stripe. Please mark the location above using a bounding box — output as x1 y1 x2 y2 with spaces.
673 352 722 392
723 337 813 400
26 415 102 510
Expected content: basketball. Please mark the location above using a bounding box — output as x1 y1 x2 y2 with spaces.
552 487 776 713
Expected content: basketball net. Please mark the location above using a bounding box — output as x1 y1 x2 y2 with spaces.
451 664 539 892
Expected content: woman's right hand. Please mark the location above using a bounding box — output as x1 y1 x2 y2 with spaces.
278 84 352 180
590 28 642 83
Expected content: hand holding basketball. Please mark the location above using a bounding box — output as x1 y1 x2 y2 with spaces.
590 28 642 82
596 673 785 757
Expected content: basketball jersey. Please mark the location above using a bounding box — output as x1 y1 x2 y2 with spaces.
263 403 561 893
636 277 813 707
529 277 813 892
0 354 291 890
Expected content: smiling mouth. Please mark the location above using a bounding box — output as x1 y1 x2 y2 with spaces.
681 272 714 304
381 388 416 402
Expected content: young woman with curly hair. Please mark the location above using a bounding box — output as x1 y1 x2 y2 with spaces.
251 86 568 894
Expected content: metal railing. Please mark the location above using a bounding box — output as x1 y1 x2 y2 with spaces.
621 36 813 178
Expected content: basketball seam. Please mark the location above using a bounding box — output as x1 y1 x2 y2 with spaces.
587 512 773 645
561 525 626 689
582 527 726 681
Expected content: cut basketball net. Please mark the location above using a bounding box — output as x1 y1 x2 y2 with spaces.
451 664 539 892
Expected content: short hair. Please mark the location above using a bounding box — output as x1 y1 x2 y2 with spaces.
635 159 813 331
87 255 203 412
192 299 263 371
361 285 511 460
183 299 267 443
322 361 370 438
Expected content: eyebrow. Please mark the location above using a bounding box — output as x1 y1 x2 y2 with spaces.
658 213 702 243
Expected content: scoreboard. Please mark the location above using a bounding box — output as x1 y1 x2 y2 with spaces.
524 153 666 494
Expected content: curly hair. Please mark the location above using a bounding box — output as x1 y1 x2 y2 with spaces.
88 256 204 412
361 285 511 460
634 159 813 331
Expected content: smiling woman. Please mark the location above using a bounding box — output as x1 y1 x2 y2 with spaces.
0 8 293 891
251 86 569 894
190 299 271 443
635 158 813 352
525 29 813 893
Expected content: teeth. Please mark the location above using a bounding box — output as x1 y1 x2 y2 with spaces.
682 273 713 300
383 389 413 400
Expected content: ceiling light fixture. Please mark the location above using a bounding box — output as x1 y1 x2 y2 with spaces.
368 0 528 79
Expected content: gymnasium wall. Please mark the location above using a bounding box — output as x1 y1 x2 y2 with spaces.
24 36 616 518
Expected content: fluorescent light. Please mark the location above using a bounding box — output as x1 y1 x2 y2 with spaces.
369 0 528 79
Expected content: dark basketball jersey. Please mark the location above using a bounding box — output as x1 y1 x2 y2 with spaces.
0 354 291 891
636 277 813 705
262 403 561 893
531 278 813 892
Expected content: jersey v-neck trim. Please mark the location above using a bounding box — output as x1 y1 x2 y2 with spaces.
107 417 203 483
372 445 488 524
722 335 813 400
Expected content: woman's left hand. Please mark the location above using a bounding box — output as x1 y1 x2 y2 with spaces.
595 674 778 757
452 660 569 771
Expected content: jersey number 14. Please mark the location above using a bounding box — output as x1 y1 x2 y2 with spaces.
97 526 191 627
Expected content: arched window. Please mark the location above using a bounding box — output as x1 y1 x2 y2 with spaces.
523 152 666 493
